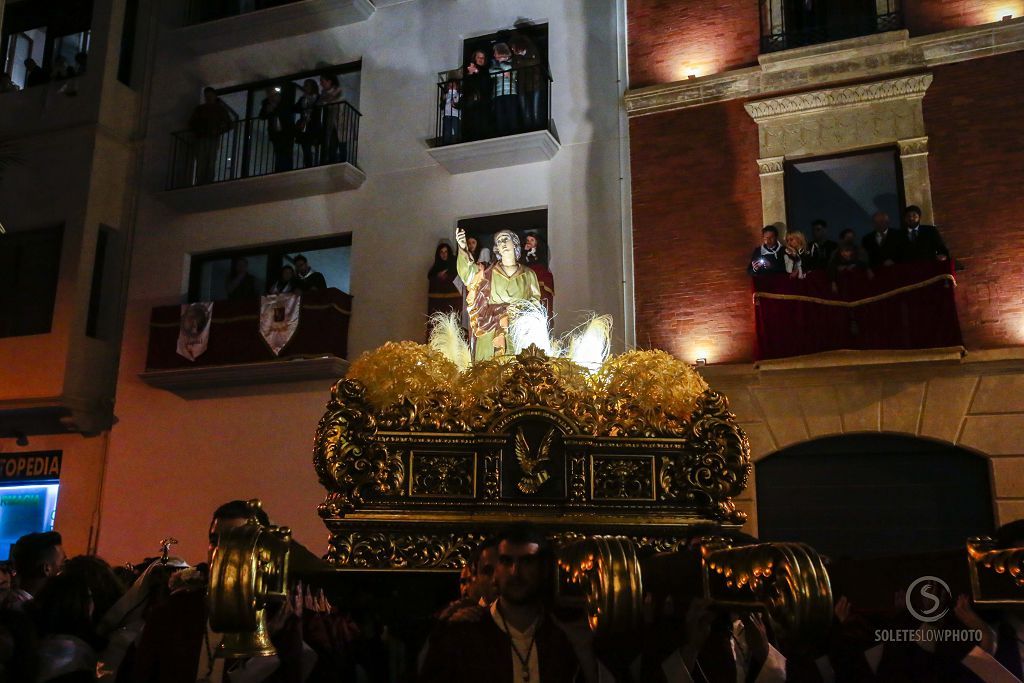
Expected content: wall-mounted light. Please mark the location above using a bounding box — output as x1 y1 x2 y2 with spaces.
13 431 28 447
1003 14 1014 20
687 73 697 80
695 358 707 366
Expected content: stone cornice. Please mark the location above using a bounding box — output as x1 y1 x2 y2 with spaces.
744 74 933 122
625 18 1024 117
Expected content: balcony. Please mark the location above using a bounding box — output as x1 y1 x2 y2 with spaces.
139 288 351 393
752 260 962 361
426 64 560 174
160 100 365 212
759 0 903 53
174 0 375 55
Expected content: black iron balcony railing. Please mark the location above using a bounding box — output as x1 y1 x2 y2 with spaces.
433 64 553 147
184 0 304 25
166 100 360 191
760 0 903 53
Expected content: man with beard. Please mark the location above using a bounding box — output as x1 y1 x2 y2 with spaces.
418 525 582 683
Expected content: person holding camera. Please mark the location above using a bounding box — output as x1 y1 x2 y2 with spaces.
748 226 786 276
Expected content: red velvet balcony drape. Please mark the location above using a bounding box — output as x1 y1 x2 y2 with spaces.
753 261 962 361
146 288 352 369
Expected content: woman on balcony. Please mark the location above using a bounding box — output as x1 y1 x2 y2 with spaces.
489 43 519 137
462 50 492 142
294 78 321 168
318 74 347 164
428 242 462 326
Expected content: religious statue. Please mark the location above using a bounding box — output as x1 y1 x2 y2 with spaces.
456 227 541 361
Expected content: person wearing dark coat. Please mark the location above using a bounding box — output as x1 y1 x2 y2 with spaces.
861 211 907 268
748 226 786 276
806 219 838 271
902 204 950 262
259 87 295 173
292 254 327 293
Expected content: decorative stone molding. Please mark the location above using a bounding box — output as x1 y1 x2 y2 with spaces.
744 74 933 123
745 74 934 227
757 157 785 176
625 18 1024 117
897 136 930 158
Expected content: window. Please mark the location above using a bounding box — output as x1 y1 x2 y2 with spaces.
1 0 93 88
456 209 553 310
785 148 904 242
187 234 351 302
435 23 552 146
0 225 64 338
760 0 903 53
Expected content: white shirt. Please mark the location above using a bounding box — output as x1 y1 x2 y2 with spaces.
490 601 541 683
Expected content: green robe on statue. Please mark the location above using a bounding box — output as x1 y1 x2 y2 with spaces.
458 248 541 361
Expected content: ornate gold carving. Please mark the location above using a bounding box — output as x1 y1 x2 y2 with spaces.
315 347 752 564
592 456 655 500
314 380 405 516
514 427 555 494
326 530 478 569
410 453 474 497
744 74 933 122
324 527 688 569
659 391 750 523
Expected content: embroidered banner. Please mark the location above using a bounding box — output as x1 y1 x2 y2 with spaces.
260 293 301 356
176 302 213 361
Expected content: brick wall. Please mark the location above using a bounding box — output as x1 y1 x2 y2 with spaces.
627 0 761 89
629 51 1024 362
630 100 763 362
626 1 1014 89
905 0 1018 36
926 51 1024 350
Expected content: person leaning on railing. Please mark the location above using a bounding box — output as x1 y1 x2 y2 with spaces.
461 50 492 142
293 79 322 168
318 74 347 164
510 34 542 131
489 43 519 137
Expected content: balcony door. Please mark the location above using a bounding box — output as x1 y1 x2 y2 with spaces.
784 147 904 242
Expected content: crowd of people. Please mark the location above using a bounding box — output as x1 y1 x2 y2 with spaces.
439 31 547 145
0 54 88 95
224 254 328 301
748 206 950 292
5 513 1023 682
186 74 350 185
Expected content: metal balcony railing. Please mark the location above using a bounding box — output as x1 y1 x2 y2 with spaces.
183 0 304 25
760 0 903 53
433 64 553 147
166 100 360 190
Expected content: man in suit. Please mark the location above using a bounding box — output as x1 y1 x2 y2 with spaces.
861 212 906 268
806 219 838 271
748 226 786 276
902 205 950 262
